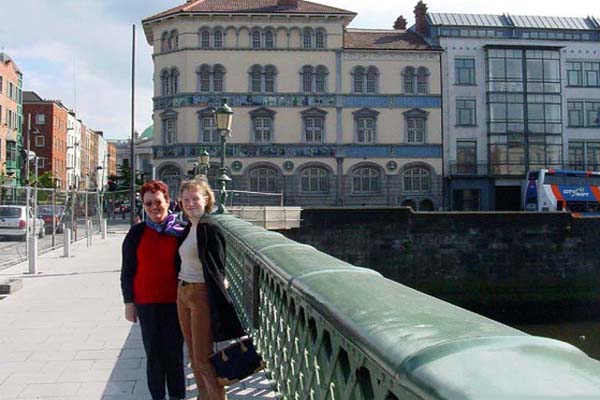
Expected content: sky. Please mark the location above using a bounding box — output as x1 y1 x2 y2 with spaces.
1 0 599 140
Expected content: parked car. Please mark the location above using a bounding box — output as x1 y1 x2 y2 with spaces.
0 205 45 240
37 205 66 233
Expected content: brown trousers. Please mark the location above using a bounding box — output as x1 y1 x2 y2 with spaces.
177 283 226 400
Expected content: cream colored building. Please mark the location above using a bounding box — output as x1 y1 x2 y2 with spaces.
143 0 443 209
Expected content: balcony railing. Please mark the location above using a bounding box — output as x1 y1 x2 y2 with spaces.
215 214 600 400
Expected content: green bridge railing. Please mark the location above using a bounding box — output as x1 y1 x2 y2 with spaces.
215 214 600 399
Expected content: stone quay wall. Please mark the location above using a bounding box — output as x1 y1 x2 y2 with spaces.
281 208 600 321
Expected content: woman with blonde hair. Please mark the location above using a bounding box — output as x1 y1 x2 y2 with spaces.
176 179 245 400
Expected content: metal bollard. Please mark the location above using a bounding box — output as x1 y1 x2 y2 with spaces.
28 235 38 274
101 218 107 240
86 221 92 247
63 228 71 258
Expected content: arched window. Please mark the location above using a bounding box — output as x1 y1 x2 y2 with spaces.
352 167 380 193
213 64 225 92
200 29 210 48
301 107 326 143
264 29 274 48
420 199 434 211
213 29 223 48
417 67 430 94
301 167 329 193
352 66 365 93
404 167 431 192
252 30 262 48
198 108 218 143
160 69 170 96
170 68 179 94
403 108 428 144
250 65 262 92
161 31 169 52
264 65 276 93
366 66 379 93
315 66 328 92
303 29 313 48
198 64 211 92
302 66 314 92
403 66 416 94
401 199 416 210
315 29 326 48
249 167 279 193
161 110 178 145
169 30 178 50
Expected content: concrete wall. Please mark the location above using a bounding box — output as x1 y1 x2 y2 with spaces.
282 208 600 320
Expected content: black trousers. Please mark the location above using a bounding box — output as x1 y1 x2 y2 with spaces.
136 303 186 400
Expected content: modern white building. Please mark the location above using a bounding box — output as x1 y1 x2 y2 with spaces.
142 0 444 209
420 10 600 210
66 111 82 189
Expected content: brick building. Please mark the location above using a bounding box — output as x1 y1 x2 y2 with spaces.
0 53 24 184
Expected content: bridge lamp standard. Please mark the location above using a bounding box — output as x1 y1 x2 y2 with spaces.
214 98 233 214
195 149 210 178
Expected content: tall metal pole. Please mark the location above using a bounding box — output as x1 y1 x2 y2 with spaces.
130 24 136 226
26 114 31 183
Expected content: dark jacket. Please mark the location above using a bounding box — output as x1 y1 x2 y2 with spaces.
176 214 246 342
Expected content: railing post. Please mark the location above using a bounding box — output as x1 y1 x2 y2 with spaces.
86 220 92 247
101 218 107 239
63 227 71 257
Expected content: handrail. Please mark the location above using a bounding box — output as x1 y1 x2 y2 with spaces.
214 214 600 399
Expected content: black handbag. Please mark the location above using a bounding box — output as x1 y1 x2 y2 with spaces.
205 250 265 386
209 337 266 386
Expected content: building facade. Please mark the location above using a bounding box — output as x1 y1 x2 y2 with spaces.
421 10 600 210
0 53 24 185
142 0 444 209
23 91 69 189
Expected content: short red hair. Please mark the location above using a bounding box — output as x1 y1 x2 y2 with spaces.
140 180 170 202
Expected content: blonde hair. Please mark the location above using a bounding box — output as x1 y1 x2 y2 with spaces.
178 178 216 213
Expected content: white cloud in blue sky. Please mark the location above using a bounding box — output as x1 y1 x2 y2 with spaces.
1 0 598 139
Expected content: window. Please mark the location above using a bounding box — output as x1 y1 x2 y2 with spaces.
301 167 329 193
303 29 313 48
0 75 3 93
301 108 326 143
38 158 45 168
200 29 210 48
416 67 429 94
315 29 326 48
197 108 218 143
250 108 275 143
249 65 276 93
353 108 378 143
352 66 378 93
568 101 600 127
302 66 314 92
453 189 480 211
160 68 179 96
264 30 274 48
197 64 225 92
214 29 223 48
300 65 328 93
316 66 327 93
567 61 600 87
456 99 476 126
404 167 430 192
161 111 177 145
403 67 416 94
6 141 16 163
0 105 2 124
455 58 475 85
352 167 380 193
249 167 279 192
165 30 178 51
161 31 168 52
403 108 428 144
35 114 45 124
456 140 477 173
35 135 45 147
569 141 600 170
252 30 261 48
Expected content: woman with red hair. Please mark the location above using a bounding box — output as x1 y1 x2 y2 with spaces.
121 180 186 400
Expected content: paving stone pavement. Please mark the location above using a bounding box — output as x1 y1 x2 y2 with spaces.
0 232 276 400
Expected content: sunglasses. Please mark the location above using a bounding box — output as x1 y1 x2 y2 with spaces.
143 200 164 207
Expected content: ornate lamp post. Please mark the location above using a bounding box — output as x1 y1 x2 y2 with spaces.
214 98 233 213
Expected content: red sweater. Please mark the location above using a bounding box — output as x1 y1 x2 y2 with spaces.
133 227 179 304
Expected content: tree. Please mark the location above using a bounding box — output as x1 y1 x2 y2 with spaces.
110 163 144 191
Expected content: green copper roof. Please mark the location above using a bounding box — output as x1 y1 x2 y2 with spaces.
138 125 153 140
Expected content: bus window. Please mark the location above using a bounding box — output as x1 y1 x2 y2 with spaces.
528 171 539 180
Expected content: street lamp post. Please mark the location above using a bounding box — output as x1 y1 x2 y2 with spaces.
196 149 210 177
214 98 233 213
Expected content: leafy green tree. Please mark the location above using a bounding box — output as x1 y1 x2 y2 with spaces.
111 164 143 191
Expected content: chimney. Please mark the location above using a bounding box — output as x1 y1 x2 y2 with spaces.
277 0 298 7
394 16 407 30
414 1 428 35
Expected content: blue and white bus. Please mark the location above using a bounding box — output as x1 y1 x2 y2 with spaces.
522 169 600 214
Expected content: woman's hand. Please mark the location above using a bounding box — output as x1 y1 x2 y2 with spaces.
124 303 137 323
224 278 230 290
